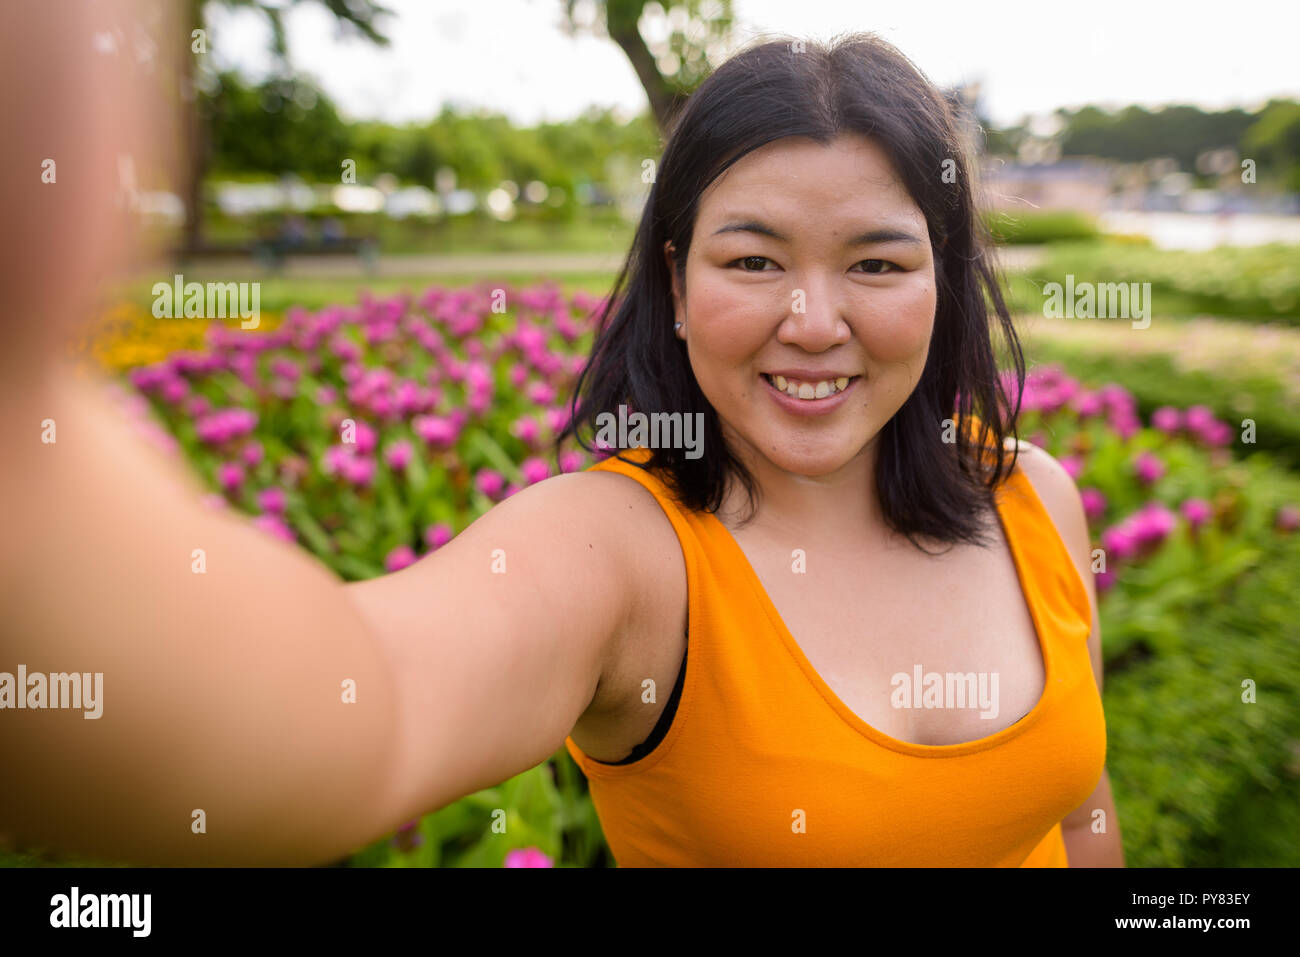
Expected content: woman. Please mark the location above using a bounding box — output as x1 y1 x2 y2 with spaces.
0 14 1122 865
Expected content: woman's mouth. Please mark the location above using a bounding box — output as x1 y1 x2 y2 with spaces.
759 372 861 416
760 372 859 400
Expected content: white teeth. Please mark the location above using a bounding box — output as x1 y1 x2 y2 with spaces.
765 373 854 400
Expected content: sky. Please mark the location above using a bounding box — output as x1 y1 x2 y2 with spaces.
205 0 1300 129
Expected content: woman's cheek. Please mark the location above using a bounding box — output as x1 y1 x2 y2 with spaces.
860 282 935 362
691 280 771 358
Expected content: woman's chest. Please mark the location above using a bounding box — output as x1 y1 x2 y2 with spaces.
738 527 1046 748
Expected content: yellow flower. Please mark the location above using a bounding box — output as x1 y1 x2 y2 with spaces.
70 301 283 373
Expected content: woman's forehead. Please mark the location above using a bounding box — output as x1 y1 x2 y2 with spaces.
697 135 917 219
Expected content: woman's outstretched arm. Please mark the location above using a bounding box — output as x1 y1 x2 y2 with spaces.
0 362 648 865
0 0 658 867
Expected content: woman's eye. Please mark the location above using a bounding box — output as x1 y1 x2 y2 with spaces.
727 256 901 274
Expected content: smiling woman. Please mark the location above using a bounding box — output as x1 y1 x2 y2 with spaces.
2 14 1120 869
554 31 1123 866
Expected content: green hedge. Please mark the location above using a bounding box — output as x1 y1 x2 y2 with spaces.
1103 528 1300 866
1026 241 1300 323
984 209 1101 245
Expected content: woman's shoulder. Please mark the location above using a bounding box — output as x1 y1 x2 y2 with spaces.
1001 438 1093 580
535 464 686 570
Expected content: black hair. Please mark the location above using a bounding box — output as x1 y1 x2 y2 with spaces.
555 31 1024 553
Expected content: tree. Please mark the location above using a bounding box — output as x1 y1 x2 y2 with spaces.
1242 100 1300 191
180 0 393 253
206 71 351 180
559 0 735 136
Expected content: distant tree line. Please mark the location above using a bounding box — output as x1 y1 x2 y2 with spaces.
204 69 662 200
984 101 1300 188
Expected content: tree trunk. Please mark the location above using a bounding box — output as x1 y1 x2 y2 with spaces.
180 0 209 256
605 2 686 136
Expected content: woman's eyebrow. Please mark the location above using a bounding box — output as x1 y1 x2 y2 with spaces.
710 219 924 246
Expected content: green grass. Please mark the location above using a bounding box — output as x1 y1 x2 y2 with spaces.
202 207 637 256
983 209 1101 245
108 273 621 316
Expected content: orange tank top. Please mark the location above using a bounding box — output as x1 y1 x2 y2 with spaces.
564 435 1107 867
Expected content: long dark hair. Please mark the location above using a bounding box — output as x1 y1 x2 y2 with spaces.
555 31 1025 553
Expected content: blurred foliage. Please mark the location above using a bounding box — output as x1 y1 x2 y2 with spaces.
203 69 661 202
1019 241 1300 323
984 209 1101 244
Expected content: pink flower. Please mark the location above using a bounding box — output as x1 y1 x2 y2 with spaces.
349 420 377 455
1094 569 1117 594
385 545 417 572
545 407 571 433
384 440 413 471
330 334 362 362
341 455 376 488
241 440 264 467
1180 498 1212 530
321 444 353 476
527 381 557 406
412 414 460 450
1151 406 1181 434
252 513 295 544
1133 450 1165 485
1198 420 1234 447
559 450 585 473
1184 405 1215 433
217 461 244 494
1101 525 1138 562
257 486 286 514
1059 455 1083 481
475 469 506 500
196 408 258 445
1080 488 1107 524
424 523 453 550
1110 413 1141 441
503 847 553 868
1130 502 1177 548
512 417 541 446
1072 390 1104 418
270 357 300 382
520 457 550 485
160 377 189 404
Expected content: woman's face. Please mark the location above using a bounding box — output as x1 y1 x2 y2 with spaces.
667 133 937 481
